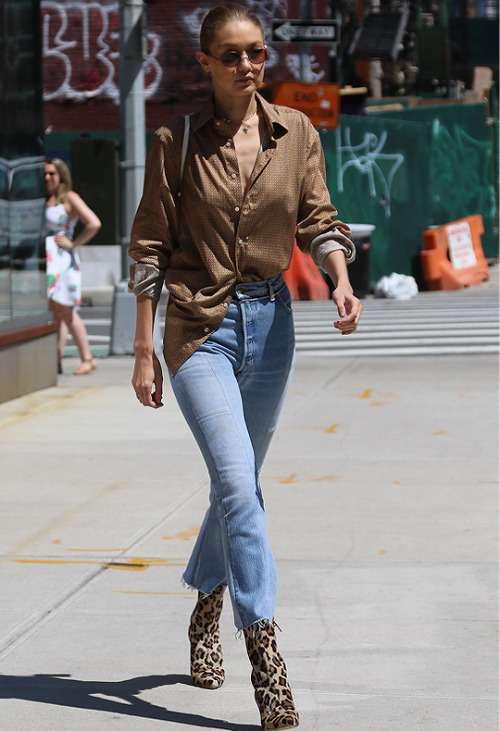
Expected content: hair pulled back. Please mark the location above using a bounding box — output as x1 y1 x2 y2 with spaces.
46 157 73 204
200 3 265 53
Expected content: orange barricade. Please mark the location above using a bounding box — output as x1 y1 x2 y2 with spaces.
420 214 489 290
282 242 330 300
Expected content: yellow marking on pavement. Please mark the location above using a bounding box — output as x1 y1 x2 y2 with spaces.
52 539 61 544
431 429 446 435
11 558 186 570
369 400 388 407
311 475 342 482
273 473 299 484
162 527 200 541
323 423 340 434
358 389 373 399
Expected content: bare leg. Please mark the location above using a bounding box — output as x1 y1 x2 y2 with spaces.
49 300 96 374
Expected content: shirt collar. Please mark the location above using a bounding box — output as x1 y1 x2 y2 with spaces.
191 92 289 140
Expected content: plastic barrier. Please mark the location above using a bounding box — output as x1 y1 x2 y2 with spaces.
420 214 489 290
282 243 330 300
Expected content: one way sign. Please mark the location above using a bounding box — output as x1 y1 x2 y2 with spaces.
271 20 338 44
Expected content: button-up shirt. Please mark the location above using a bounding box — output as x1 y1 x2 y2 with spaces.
128 93 354 374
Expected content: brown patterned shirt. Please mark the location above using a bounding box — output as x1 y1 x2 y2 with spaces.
128 92 354 375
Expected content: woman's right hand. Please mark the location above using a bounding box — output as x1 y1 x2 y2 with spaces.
132 350 164 408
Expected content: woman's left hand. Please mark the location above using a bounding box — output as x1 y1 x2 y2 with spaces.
333 285 363 335
54 234 74 250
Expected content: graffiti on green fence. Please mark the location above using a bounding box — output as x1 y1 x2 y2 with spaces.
335 126 405 218
431 120 496 225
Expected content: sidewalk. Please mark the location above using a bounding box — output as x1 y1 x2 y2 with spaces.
0 348 498 729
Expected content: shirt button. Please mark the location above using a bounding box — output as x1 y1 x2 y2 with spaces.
238 238 244 244
223 302 228 308
234 206 240 212
204 327 209 333
226 141 231 147
231 173 237 179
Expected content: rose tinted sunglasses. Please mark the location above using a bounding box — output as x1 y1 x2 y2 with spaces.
207 47 269 68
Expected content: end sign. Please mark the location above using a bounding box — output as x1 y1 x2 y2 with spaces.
273 81 340 130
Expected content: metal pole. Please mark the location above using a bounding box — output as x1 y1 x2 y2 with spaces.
119 0 145 280
111 0 157 356
299 0 314 82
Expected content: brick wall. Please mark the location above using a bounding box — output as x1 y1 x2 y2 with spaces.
42 0 331 132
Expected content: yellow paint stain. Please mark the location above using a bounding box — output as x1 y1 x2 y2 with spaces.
163 527 200 541
323 423 340 434
431 429 446 435
378 549 387 555
273 473 299 484
393 480 401 485
12 558 187 569
311 475 342 482
52 539 61 545
355 388 373 398
369 400 388 407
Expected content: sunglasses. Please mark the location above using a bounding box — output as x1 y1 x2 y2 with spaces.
207 47 268 68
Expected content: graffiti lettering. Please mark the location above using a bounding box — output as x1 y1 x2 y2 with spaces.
336 127 404 218
41 1 162 103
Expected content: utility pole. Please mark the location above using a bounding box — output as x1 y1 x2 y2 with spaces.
119 0 146 280
111 0 161 355
299 0 314 81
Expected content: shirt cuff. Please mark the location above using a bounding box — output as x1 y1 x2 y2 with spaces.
128 262 165 300
310 231 356 269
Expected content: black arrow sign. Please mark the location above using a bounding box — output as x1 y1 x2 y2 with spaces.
271 20 338 44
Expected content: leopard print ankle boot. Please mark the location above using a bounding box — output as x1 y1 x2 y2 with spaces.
188 585 226 689
244 623 299 729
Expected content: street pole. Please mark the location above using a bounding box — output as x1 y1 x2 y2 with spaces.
111 0 161 355
119 0 145 280
299 0 314 82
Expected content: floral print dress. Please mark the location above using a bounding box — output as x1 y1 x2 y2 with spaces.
45 202 80 307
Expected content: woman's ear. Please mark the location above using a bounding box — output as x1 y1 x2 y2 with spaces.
196 51 211 74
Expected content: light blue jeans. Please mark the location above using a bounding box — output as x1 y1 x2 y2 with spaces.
170 274 295 630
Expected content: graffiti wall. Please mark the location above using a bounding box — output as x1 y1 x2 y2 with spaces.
322 101 497 283
42 0 332 131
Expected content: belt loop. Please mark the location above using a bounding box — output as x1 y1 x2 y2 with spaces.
269 279 276 301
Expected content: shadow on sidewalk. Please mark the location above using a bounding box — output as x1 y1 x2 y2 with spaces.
0 672 260 730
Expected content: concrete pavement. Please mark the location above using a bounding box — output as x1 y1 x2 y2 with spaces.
0 346 498 729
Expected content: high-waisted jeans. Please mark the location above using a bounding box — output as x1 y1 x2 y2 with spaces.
169 273 295 630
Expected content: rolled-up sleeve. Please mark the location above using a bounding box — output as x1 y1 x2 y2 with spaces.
128 128 178 292
295 121 352 257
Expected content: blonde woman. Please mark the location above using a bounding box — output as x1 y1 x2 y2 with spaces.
45 158 101 374
129 4 362 728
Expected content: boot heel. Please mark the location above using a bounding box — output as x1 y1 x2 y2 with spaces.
244 623 299 729
189 585 225 689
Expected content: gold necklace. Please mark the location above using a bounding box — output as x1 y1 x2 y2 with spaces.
223 108 257 133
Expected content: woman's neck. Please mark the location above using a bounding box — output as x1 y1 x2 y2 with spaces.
214 93 258 124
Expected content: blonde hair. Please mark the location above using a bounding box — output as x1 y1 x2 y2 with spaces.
200 3 265 54
46 157 73 204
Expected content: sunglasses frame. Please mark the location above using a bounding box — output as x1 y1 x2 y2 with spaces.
207 47 269 68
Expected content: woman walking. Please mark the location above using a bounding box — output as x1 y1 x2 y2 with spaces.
45 158 101 374
128 4 362 728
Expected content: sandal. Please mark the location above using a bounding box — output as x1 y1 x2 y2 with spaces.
74 359 97 375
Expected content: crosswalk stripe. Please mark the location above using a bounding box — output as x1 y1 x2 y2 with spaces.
292 293 499 356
